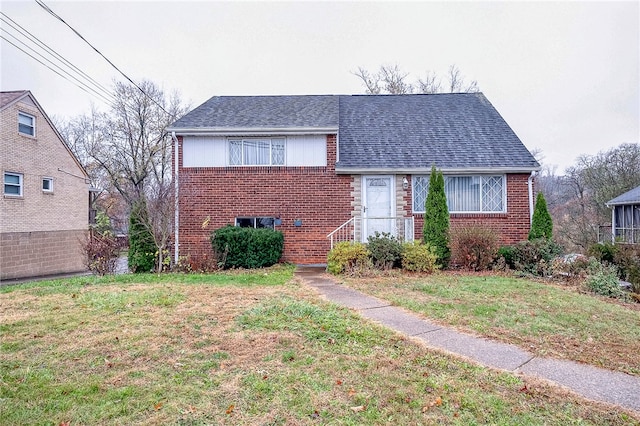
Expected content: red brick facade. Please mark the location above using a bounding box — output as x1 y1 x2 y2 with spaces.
177 136 532 264
411 173 532 244
177 134 353 264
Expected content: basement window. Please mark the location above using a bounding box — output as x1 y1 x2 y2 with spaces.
235 217 275 229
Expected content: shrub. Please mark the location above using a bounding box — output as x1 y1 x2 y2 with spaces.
497 245 517 269
613 245 640 295
83 232 120 275
585 264 628 300
327 241 371 275
211 225 283 269
128 200 156 273
587 242 618 264
528 192 553 240
173 253 219 273
504 239 563 276
401 241 439 273
450 226 499 271
367 232 402 270
551 255 601 279
423 166 450 267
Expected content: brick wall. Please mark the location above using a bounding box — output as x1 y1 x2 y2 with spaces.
1 95 89 280
177 134 353 264
410 173 532 245
0 229 87 280
1 98 88 233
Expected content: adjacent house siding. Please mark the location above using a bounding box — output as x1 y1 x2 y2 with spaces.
1 93 88 280
411 173 532 244
177 134 352 264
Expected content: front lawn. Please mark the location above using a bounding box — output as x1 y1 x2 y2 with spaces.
339 272 640 376
1 266 638 425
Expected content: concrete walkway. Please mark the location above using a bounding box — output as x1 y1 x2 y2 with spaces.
295 266 640 414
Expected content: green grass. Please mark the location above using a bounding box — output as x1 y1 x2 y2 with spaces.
1 267 638 425
342 273 640 375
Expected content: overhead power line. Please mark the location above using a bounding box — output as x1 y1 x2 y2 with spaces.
0 15 116 107
0 34 117 108
0 12 115 103
35 0 171 115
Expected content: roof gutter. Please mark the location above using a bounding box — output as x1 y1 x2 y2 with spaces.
166 126 339 136
528 171 536 224
335 166 541 175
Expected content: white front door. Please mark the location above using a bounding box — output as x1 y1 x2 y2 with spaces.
362 175 395 241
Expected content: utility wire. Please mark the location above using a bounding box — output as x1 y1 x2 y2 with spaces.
0 34 116 108
35 0 171 116
0 25 116 107
1 12 115 103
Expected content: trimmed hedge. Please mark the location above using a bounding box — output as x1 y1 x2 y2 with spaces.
211 226 283 269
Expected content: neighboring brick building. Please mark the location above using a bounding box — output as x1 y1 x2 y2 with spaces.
168 93 540 265
1 91 89 280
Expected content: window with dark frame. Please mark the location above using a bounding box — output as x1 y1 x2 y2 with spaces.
235 217 276 229
42 177 53 192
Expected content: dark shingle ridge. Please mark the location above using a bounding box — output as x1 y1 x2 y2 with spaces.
171 95 339 129
170 93 539 170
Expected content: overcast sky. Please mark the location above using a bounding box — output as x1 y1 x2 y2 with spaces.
1 1 638 173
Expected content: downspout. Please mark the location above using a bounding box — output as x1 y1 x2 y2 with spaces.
171 131 179 264
527 171 536 224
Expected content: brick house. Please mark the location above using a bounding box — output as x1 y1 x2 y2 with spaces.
168 93 540 265
1 91 89 280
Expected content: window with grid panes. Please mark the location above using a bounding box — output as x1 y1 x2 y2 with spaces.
412 175 505 213
229 138 285 166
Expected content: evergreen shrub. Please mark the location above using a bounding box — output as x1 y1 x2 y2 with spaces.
528 192 553 240
367 232 402 270
128 201 156 273
211 225 283 269
423 166 450 267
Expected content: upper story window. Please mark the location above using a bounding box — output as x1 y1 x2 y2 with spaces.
229 138 285 166
413 175 505 213
4 172 23 196
18 112 35 136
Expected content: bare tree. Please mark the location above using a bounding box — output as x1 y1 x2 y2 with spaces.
537 143 640 252
379 64 413 94
60 79 189 271
354 64 480 94
447 64 479 93
417 71 442 94
353 67 382 94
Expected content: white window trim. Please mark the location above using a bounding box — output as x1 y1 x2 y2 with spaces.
18 112 36 137
42 177 54 193
4 172 23 197
227 138 286 166
412 174 507 214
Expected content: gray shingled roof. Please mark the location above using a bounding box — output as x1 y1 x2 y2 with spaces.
0 90 28 110
607 185 640 206
170 95 339 129
337 93 539 171
170 93 539 171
